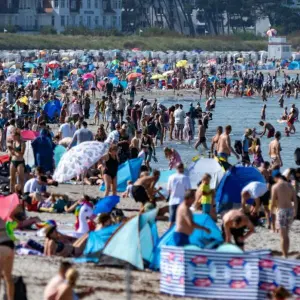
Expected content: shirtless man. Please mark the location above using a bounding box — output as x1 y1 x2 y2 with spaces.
194 119 208 151
174 189 210 247
132 169 160 204
211 126 223 157
217 125 239 161
130 129 141 158
222 209 255 250
271 173 297 258
269 131 282 167
259 121 275 139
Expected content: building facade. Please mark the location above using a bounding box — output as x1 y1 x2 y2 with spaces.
0 0 122 33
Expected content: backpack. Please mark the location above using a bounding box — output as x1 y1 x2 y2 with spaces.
294 148 300 166
234 140 243 155
3 276 27 300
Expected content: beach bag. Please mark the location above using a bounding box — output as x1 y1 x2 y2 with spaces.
3 276 28 300
294 148 300 165
234 140 243 155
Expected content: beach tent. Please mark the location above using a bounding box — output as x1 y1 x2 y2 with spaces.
215 166 265 213
76 224 121 263
188 158 224 189
43 99 62 120
0 193 20 221
150 213 223 270
100 158 143 192
83 209 158 269
288 61 300 70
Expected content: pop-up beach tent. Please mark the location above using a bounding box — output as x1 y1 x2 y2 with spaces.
215 166 265 213
150 213 223 270
100 158 143 192
188 158 225 189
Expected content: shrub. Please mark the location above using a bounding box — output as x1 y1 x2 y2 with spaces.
40 26 57 35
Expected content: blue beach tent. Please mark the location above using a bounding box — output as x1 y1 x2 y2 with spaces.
93 195 120 214
150 213 223 270
100 158 143 192
288 61 300 70
215 166 265 213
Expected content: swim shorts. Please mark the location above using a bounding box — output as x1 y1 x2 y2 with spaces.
276 207 294 229
218 152 229 161
202 203 211 214
132 185 149 204
267 128 275 139
173 232 190 247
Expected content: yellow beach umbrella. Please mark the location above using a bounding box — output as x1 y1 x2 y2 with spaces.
176 60 188 68
151 74 166 80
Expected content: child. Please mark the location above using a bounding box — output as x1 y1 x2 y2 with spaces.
285 127 290 137
122 180 133 198
195 173 216 220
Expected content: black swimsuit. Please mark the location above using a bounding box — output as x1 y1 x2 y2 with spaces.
104 154 119 179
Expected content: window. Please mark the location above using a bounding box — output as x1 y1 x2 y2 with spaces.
54 0 59 8
95 0 98 8
71 0 76 9
61 15 65 26
79 16 83 25
103 15 106 27
87 0 91 8
156 7 163 14
154 20 163 27
87 16 91 27
61 0 65 8
118 0 121 9
51 15 55 26
142 7 149 15
95 16 99 26
112 16 117 27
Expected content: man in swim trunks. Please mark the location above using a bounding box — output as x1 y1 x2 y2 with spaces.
271 173 297 258
241 181 268 214
259 121 275 138
268 131 282 167
174 190 210 247
132 169 160 204
222 209 255 250
211 126 223 157
217 125 239 161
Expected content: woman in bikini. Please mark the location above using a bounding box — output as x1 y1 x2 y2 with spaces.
8 129 25 193
0 218 15 300
99 145 119 196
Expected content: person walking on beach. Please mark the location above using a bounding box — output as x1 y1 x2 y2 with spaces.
271 173 298 258
222 209 255 250
174 104 185 141
174 189 210 247
217 125 239 162
194 119 208 151
269 131 283 167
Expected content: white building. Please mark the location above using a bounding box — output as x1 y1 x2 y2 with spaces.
0 0 122 33
268 36 292 60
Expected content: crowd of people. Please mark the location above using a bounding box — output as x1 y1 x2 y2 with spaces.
0 53 299 300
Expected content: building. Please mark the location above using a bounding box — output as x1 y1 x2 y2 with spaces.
268 36 292 60
0 0 122 33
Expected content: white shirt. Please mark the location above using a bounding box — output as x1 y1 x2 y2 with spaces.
6 124 15 141
142 105 152 117
242 181 268 198
174 108 185 125
167 173 191 205
108 130 120 144
24 178 44 194
59 123 76 139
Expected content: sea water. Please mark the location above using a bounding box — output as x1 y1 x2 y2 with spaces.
156 95 299 171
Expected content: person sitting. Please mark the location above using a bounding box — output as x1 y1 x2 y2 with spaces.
44 225 88 258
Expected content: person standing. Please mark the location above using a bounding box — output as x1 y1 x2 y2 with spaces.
174 189 210 247
68 121 93 148
83 93 91 119
167 163 191 227
58 117 76 140
194 119 208 151
268 131 282 167
242 128 252 165
271 173 297 258
174 104 185 141
211 126 223 157
217 125 239 161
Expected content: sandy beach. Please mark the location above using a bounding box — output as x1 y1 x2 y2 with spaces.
2 81 300 300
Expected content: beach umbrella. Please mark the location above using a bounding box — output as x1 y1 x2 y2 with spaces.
69 68 82 75
151 74 165 80
127 72 142 81
94 195 120 214
82 73 94 80
176 60 188 67
6 74 22 83
163 70 174 76
132 48 140 52
24 62 36 69
266 28 277 37
33 59 45 64
207 59 217 65
53 141 108 183
21 130 40 141
48 60 60 69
